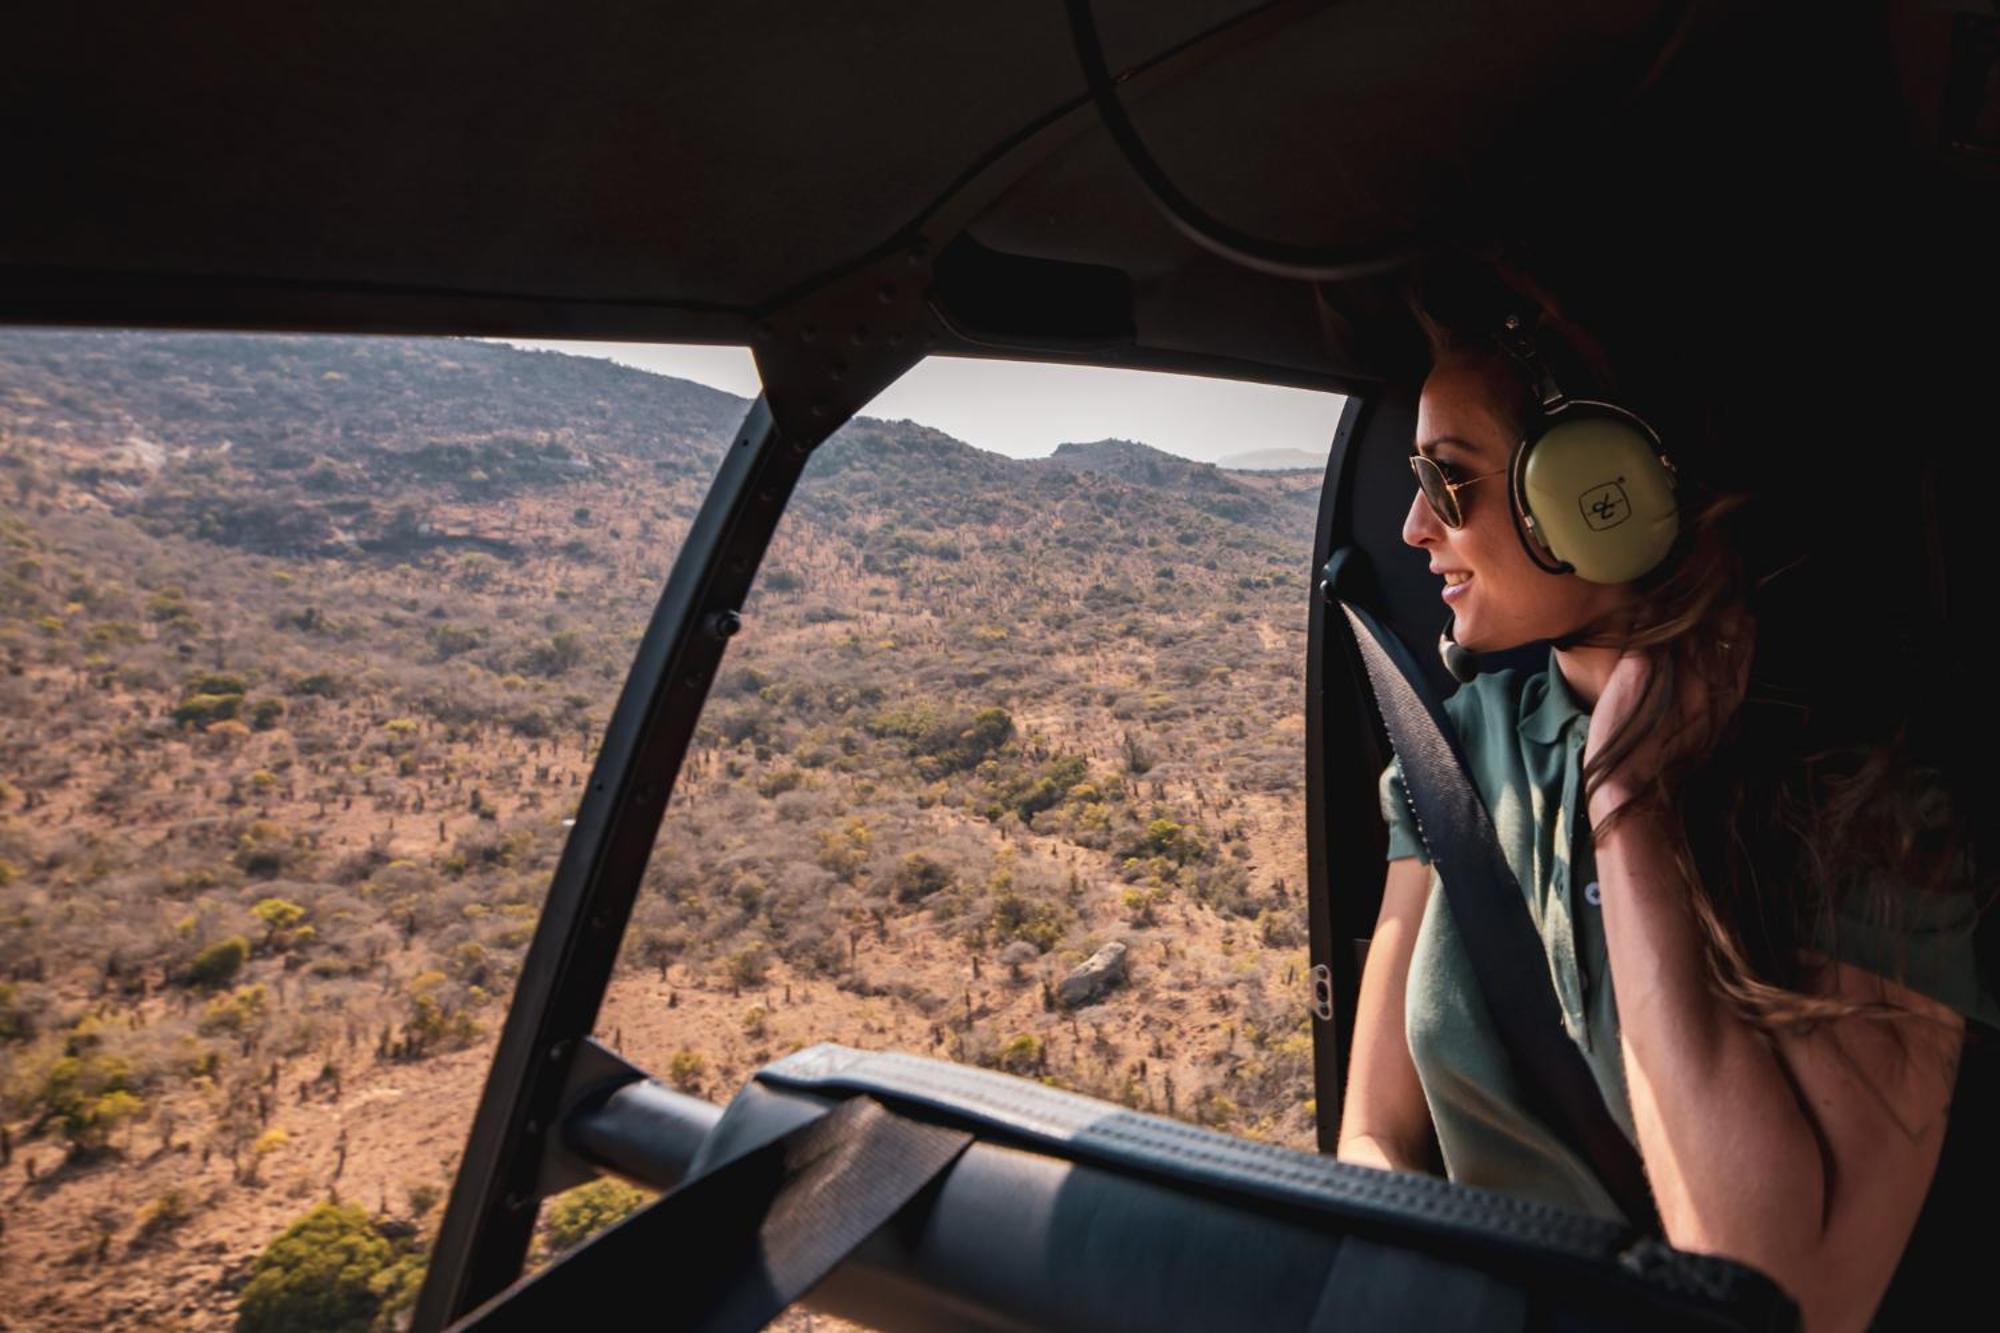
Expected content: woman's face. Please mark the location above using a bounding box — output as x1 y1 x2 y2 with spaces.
1404 353 1631 652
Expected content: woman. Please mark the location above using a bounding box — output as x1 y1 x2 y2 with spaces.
1333 252 1995 1332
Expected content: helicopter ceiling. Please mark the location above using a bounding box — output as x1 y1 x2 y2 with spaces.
17 2 1976 396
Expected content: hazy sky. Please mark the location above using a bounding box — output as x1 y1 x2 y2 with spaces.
498 340 1346 465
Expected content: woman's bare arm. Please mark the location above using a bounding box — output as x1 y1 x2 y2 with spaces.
1594 799 1962 1333
1335 856 1442 1175
1584 643 1962 1331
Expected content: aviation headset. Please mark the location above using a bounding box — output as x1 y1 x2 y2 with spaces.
1438 310 1682 682
1493 311 1681 585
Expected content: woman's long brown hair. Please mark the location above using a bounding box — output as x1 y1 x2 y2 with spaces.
1406 249 1990 1034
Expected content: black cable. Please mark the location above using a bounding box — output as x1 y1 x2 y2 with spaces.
1065 0 1700 285
1063 0 1415 282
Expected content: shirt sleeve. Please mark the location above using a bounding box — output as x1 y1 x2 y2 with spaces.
1379 755 1432 864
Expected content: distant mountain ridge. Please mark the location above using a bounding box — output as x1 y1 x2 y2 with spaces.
1216 447 1326 472
0 333 1318 559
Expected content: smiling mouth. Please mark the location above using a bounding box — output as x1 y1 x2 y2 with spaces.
1442 571 1472 587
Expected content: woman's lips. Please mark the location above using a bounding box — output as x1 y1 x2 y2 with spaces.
1441 572 1472 603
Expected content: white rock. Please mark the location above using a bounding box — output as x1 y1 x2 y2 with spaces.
1058 941 1128 1009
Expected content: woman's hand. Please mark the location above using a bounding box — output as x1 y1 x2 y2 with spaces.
1585 618 1754 816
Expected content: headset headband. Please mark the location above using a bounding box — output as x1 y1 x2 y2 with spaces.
1492 312 1571 415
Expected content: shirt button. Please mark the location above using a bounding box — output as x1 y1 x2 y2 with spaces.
1584 881 1602 906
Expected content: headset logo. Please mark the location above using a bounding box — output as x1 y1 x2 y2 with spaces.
1579 479 1630 531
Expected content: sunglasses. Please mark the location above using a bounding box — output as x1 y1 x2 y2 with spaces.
1409 453 1508 529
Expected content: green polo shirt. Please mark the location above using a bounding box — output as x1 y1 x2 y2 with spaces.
1377 650 1998 1223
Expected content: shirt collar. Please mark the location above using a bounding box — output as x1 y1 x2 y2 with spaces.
1522 646 1588 744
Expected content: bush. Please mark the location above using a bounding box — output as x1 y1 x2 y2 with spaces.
995 1033 1043 1075
235 821 302 877
187 935 250 989
0 981 39 1042
252 897 309 949
725 945 769 989
172 691 243 729
668 1048 706 1093
541 1178 654 1256
988 891 1068 954
890 853 954 904
133 1187 196 1248
235 1202 423 1333
199 984 269 1035
287 671 343 698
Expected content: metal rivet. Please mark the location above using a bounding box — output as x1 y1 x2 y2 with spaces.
708 609 742 640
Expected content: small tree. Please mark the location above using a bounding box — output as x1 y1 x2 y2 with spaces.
541 1178 653 1256
187 935 250 989
890 853 954 904
235 1202 422 1333
667 1048 706 1094
251 898 308 951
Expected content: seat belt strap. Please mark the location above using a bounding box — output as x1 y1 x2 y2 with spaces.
1335 593 1661 1235
451 1095 974 1332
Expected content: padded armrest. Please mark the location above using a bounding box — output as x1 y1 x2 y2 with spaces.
648 1044 1795 1332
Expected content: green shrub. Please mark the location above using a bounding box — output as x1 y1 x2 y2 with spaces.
235 1202 423 1333
133 1187 197 1248
18 1028 147 1155
198 984 269 1035
725 946 770 990
0 981 38 1042
542 1178 654 1256
995 1034 1043 1075
989 892 1068 954
667 1048 706 1093
235 821 301 877
171 691 244 729
252 897 308 948
287 671 342 698
187 935 250 989
890 853 954 904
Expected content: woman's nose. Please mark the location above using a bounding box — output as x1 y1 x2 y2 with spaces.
1402 488 1442 550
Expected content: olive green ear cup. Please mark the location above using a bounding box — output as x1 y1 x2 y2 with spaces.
1509 407 1679 584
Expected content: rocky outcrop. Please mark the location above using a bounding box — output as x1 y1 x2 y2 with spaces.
1057 941 1127 1009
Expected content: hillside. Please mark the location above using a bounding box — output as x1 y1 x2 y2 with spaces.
0 332 1323 1330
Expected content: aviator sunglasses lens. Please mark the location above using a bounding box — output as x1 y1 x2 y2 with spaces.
1410 455 1463 528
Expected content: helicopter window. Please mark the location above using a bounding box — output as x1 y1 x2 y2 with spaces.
595 354 1346 1147
0 327 768 1318
0 326 1346 1317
